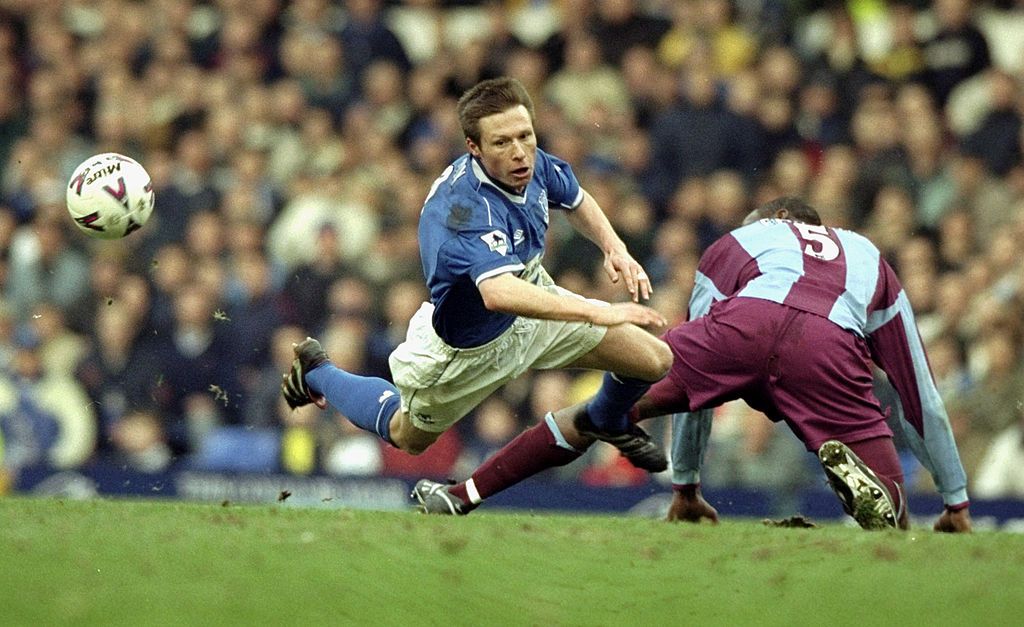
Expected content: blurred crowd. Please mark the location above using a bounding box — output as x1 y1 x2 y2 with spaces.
1 0 1023 503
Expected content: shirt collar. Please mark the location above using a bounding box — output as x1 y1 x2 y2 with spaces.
470 156 527 205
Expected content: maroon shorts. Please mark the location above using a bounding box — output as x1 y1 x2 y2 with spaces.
647 298 893 451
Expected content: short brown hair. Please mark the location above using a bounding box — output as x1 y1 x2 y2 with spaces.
457 77 535 146
755 196 822 225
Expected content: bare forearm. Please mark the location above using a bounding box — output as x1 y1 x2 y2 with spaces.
479 273 602 323
565 189 624 254
479 272 666 329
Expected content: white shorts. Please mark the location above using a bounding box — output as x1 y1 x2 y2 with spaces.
389 286 607 433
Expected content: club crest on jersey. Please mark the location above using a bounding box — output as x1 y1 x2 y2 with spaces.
481 230 509 255
513 229 524 246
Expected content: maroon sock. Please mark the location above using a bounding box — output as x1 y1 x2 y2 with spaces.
449 420 582 506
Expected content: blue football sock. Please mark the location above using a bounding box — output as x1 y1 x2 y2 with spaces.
305 364 402 445
586 373 652 433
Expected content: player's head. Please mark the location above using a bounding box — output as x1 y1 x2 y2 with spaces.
743 196 822 226
458 77 537 192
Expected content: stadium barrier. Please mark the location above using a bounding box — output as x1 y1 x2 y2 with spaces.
11 462 1024 531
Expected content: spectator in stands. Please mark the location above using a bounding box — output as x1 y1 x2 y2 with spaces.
756 49 805 162
365 279 426 380
27 301 85 383
109 408 173 473
339 0 411 89
847 93 914 227
284 224 354 333
135 282 234 453
280 398 319 476
801 3 874 118
322 275 374 339
77 301 151 451
952 323 1024 475
5 215 91 321
0 327 96 471
973 409 1024 499
925 334 974 405
357 60 413 143
225 250 287 369
899 94 955 228
920 0 992 106
796 70 851 150
871 1 926 85
648 65 754 209
545 31 631 126
479 1 529 80
949 148 1015 246
960 69 1022 177
266 172 380 273
590 0 671 67
864 184 918 263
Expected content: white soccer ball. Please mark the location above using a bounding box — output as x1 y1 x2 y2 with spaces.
66 152 155 239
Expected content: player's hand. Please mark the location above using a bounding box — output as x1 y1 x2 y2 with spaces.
590 302 667 329
603 248 653 303
934 506 972 533
666 485 719 524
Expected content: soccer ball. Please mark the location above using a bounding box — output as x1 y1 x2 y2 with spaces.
66 153 155 239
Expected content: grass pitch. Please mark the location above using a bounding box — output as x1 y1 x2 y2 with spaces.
3 498 1022 626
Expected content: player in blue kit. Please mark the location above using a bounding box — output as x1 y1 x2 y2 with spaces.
282 77 673 484
417 197 971 532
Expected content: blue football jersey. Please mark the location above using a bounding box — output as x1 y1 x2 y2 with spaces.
418 149 584 348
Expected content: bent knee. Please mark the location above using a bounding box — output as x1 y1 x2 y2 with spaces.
399 441 431 456
390 414 442 455
637 337 673 381
654 339 673 377
392 433 433 455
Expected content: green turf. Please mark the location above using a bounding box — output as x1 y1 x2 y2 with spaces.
2 497 1022 626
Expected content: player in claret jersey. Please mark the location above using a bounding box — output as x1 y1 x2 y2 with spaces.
649 196 970 531
424 196 971 532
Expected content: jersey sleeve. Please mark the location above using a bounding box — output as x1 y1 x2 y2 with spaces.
669 241 737 484
537 149 583 210
438 226 525 286
670 409 714 486
687 234 749 320
865 258 969 507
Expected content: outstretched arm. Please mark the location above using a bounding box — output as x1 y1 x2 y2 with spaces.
866 263 970 529
564 189 652 302
667 410 718 523
478 273 666 328
671 409 714 485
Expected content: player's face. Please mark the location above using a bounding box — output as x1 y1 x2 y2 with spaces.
467 105 537 192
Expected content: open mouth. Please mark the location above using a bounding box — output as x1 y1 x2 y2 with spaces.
511 167 531 179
